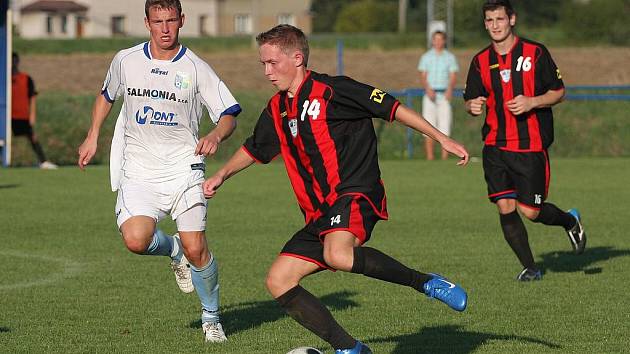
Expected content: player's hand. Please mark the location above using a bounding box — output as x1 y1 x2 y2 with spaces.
196 133 221 156
506 95 534 115
440 138 469 166
77 137 98 170
445 89 453 101
203 175 224 199
467 96 487 116
426 88 437 101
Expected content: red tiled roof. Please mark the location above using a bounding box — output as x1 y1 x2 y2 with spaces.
21 1 88 13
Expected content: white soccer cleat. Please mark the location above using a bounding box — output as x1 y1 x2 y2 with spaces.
39 161 58 169
170 252 194 293
202 322 227 343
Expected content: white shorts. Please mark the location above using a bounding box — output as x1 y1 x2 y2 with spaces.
422 94 452 137
115 170 207 231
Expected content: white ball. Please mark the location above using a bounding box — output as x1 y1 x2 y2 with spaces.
286 347 324 354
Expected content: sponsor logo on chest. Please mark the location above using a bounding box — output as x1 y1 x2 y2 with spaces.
135 106 178 127
150 67 168 76
174 71 191 90
127 87 188 104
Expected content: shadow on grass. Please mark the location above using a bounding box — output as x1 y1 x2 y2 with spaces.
539 246 630 275
0 184 20 189
368 324 560 354
0 327 10 333
189 290 360 335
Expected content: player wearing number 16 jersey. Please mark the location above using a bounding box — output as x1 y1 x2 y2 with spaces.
204 24 470 354
464 0 586 281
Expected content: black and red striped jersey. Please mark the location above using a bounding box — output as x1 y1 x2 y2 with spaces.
464 37 564 152
243 71 400 224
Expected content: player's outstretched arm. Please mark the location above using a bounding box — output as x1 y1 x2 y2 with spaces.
77 94 113 170
203 148 256 198
394 104 469 166
196 115 237 156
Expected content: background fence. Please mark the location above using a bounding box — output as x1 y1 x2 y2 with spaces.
389 86 630 158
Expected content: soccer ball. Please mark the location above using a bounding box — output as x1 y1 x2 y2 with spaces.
286 347 324 354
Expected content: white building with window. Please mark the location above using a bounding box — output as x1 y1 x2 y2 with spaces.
19 0 87 39
15 0 312 39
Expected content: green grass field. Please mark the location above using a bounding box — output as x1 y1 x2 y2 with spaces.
1 159 629 353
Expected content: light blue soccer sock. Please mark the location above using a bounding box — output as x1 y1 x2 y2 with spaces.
143 229 174 257
169 234 184 262
191 256 220 324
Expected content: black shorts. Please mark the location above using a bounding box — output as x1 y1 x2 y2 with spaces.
280 194 387 270
482 145 550 210
11 120 34 137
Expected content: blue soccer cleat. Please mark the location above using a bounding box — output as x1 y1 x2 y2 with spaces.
423 274 467 312
335 340 372 354
567 209 587 255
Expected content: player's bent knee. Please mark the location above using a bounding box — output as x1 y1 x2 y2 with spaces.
183 244 208 266
496 199 517 214
121 230 152 254
179 231 208 264
322 251 352 272
265 271 295 298
123 236 150 254
518 205 540 220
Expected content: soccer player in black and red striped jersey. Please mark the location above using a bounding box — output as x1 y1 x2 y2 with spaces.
204 24 469 354
463 0 587 281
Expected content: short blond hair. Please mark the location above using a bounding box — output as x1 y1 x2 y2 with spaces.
256 25 310 67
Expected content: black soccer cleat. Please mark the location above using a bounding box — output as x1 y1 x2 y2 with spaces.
567 209 586 255
516 267 542 281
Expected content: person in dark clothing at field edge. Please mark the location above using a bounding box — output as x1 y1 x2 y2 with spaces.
11 52 57 169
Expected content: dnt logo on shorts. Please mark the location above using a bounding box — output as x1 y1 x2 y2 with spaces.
288 118 298 138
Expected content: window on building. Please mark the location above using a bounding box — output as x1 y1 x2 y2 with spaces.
111 16 125 36
61 14 68 34
46 15 53 34
199 15 207 36
234 14 252 34
278 13 295 26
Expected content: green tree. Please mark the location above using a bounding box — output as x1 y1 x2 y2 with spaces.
406 0 427 33
561 0 630 45
453 0 486 42
516 0 563 27
311 0 356 33
334 0 398 32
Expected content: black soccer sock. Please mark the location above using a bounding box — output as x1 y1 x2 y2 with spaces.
500 211 536 270
532 203 576 230
275 285 356 350
351 246 431 293
30 140 47 163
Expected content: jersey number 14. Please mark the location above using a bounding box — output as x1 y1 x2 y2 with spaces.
301 99 321 121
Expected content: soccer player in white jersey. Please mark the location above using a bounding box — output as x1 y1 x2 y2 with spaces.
77 0 239 342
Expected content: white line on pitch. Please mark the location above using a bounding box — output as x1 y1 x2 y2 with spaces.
0 250 83 291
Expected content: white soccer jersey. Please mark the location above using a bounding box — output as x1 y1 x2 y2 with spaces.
103 42 240 186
